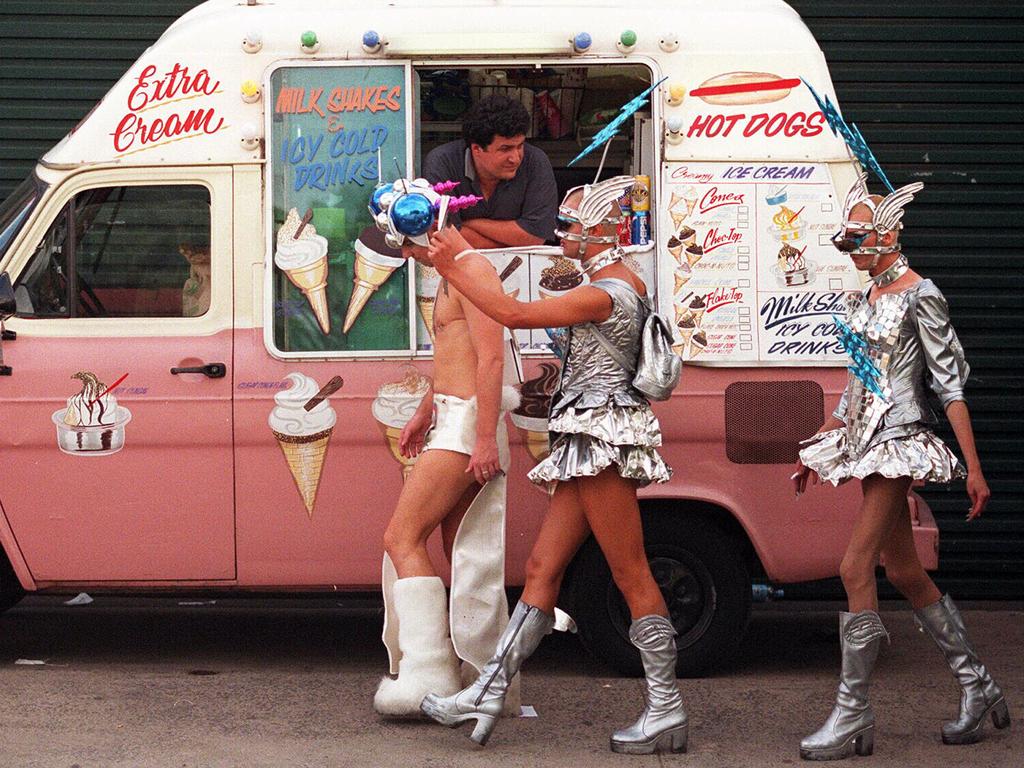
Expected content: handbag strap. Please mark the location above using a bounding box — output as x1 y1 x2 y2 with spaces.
585 321 637 375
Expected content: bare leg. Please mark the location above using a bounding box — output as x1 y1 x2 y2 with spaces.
383 449 477 579
881 495 942 609
440 483 481 565
520 480 592 613
577 468 667 619
840 474 913 612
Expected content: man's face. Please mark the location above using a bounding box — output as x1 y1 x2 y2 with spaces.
839 203 881 271
471 134 526 181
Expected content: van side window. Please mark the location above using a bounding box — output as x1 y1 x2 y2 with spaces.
15 185 211 319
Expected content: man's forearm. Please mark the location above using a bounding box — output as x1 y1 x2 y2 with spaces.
462 218 544 247
460 227 504 250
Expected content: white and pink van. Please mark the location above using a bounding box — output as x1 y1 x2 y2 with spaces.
0 0 938 675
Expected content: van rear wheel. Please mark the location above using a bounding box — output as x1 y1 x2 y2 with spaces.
569 514 751 677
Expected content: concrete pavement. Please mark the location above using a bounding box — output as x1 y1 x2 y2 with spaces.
0 597 1019 767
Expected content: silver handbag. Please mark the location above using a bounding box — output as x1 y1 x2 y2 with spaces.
587 304 681 402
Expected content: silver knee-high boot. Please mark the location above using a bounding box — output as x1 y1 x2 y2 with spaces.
800 611 888 761
610 615 689 754
914 594 1011 745
420 600 554 746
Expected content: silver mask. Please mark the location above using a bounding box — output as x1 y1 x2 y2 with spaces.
555 175 636 259
831 173 924 268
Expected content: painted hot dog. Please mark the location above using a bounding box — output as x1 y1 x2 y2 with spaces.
691 72 800 106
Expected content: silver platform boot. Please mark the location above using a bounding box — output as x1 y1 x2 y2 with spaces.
610 615 688 754
420 600 553 746
914 594 1011 745
800 611 888 761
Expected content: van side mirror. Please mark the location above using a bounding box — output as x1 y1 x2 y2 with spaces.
0 273 14 320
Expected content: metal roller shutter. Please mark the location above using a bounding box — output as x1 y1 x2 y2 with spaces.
1 1 1021 597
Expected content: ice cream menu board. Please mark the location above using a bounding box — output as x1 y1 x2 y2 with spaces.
269 65 410 355
660 162 859 365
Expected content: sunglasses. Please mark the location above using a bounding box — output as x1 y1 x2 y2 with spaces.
831 229 872 253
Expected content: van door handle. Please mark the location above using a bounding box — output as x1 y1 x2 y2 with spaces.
170 362 227 378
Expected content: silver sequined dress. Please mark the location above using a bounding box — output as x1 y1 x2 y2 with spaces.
528 278 672 487
800 279 969 485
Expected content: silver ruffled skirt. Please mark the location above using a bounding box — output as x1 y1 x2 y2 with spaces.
799 427 965 486
527 400 672 487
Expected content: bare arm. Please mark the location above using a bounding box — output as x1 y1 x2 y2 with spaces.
460 287 505 484
459 227 504 250
946 400 990 520
428 226 612 329
398 378 434 459
461 218 545 247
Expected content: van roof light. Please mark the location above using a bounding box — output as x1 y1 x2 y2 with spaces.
300 31 321 55
571 32 592 54
242 30 263 54
616 30 637 54
362 30 385 54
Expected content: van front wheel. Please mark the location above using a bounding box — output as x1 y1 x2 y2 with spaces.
569 514 751 677
0 552 25 613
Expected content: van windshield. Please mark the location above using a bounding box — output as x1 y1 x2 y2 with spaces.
0 174 46 264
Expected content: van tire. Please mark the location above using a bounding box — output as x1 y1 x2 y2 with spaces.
0 551 25 613
568 513 751 678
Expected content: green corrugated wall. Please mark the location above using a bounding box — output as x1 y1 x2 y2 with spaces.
1 1 1021 597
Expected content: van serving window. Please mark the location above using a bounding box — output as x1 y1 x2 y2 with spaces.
14 184 210 319
268 64 412 357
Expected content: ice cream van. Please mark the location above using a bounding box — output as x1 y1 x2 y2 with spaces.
0 0 940 675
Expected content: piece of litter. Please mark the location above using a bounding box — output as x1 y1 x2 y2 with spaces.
601 684 612 688
15 659 46 665
65 592 93 606
177 600 217 606
520 705 538 718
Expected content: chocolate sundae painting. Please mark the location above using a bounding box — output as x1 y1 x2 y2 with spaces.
52 371 132 456
538 257 583 299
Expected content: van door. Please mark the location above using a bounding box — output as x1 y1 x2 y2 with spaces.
0 167 235 582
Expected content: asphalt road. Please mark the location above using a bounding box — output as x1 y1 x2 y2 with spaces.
0 597 1019 768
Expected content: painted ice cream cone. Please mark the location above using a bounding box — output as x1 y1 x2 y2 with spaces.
675 308 696 355
668 191 684 210
670 211 687 230
685 244 704 268
416 295 437 344
688 294 707 326
667 234 684 263
689 330 708 358
287 260 331 333
683 186 699 216
673 269 692 294
275 208 331 334
268 372 338 518
372 366 431 481
415 263 441 346
344 226 406 334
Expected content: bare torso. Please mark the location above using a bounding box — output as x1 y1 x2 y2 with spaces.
431 280 481 400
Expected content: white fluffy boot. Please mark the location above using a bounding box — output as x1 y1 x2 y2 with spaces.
374 576 461 716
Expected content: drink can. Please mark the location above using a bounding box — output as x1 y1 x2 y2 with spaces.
617 213 633 246
631 175 651 212
631 211 650 245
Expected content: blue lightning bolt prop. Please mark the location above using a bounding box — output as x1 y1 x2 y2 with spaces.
834 315 886 398
568 77 668 167
802 79 894 194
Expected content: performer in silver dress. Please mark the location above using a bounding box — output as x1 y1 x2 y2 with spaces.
794 175 1008 760
418 176 686 754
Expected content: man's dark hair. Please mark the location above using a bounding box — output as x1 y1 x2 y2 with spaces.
462 95 531 148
